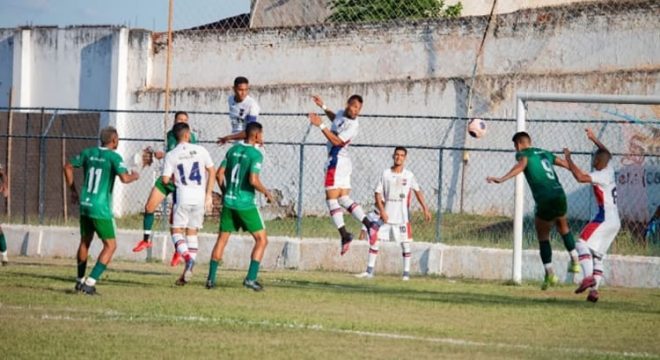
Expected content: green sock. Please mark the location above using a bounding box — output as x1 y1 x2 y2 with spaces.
208 259 220 284
0 233 6 252
77 261 87 279
539 240 552 265
143 213 155 241
88 262 108 282
247 260 260 281
561 232 576 252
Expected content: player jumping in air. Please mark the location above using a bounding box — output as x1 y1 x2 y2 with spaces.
217 76 260 145
356 147 432 280
132 111 198 266
487 132 580 290
206 122 273 291
563 128 620 302
161 122 215 286
64 127 140 295
309 94 380 255
0 164 8 266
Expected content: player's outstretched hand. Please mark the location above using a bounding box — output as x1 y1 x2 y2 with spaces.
486 176 501 184
309 113 322 127
585 128 596 141
217 136 229 145
312 95 324 108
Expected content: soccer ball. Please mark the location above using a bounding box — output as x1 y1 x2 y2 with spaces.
468 118 486 138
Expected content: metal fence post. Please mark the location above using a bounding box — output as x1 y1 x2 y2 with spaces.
38 110 58 225
435 148 443 243
296 124 313 239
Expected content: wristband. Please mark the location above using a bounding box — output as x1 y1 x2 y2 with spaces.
321 104 328 111
319 123 327 130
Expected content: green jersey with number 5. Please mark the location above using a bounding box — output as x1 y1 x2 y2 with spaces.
515 147 565 202
221 143 263 210
70 147 129 219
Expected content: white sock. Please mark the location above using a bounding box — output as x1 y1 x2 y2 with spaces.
187 235 198 261
84 277 97 286
172 233 190 258
401 241 412 274
544 263 554 276
569 249 579 263
576 240 593 277
593 254 604 290
338 196 366 224
326 199 345 229
366 243 379 273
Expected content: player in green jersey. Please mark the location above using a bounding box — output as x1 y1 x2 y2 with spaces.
132 111 199 266
206 122 274 291
64 127 139 295
487 132 580 290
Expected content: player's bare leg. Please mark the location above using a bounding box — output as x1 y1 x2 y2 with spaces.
206 232 231 289
243 230 268 291
555 216 580 272
75 233 94 290
132 187 166 252
535 217 558 290
80 239 117 295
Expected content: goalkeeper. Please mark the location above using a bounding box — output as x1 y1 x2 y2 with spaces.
132 111 199 267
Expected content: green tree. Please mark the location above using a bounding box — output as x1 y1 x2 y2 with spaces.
328 0 463 22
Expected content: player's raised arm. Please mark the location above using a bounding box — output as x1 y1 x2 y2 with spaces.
309 113 345 146
312 95 336 121
563 148 592 183
486 157 528 184
586 128 609 153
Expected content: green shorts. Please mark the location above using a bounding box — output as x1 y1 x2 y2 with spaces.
154 177 175 196
219 207 265 233
80 215 116 240
535 195 567 222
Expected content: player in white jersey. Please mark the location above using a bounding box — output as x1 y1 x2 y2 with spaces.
309 94 380 255
217 76 261 145
356 147 432 280
162 122 215 285
563 128 620 302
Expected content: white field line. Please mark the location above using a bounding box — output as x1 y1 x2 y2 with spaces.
1 303 658 359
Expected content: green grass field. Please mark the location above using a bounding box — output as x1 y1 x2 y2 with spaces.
1 258 658 359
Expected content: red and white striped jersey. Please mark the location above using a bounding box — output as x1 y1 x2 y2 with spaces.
375 168 420 224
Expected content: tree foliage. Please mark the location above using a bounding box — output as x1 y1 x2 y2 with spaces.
328 0 463 23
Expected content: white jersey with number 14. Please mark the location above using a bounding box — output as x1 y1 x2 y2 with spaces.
162 143 214 206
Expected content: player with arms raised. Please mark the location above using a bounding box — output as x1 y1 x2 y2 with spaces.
161 122 215 285
217 76 260 145
487 132 579 290
206 122 273 291
309 94 380 255
564 129 620 302
64 127 139 295
356 147 431 280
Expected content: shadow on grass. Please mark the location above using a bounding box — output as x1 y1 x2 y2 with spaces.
6 271 158 288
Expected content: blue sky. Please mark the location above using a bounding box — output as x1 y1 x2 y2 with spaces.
0 0 250 30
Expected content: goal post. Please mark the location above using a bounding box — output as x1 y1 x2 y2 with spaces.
512 92 660 284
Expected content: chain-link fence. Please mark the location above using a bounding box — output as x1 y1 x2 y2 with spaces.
0 107 657 256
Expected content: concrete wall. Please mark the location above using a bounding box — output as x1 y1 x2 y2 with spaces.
3 224 658 288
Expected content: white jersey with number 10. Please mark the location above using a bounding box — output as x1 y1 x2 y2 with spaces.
375 168 420 224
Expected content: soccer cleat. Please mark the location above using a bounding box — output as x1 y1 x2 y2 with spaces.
541 274 559 290
354 271 374 279
175 276 187 286
205 279 215 289
170 251 183 267
340 233 353 256
132 240 152 253
75 280 84 292
183 259 195 283
243 278 264 292
367 223 380 246
575 276 596 294
402 271 410 281
568 261 581 274
79 283 98 296
587 289 599 303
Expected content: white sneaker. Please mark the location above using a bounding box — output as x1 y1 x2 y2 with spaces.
1 253 8 265
402 275 410 281
354 272 374 279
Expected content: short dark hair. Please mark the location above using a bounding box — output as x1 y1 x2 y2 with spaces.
347 94 363 104
246 121 263 138
234 76 249 87
99 126 118 146
172 122 190 142
174 111 188 120
595 148 612 162
394 146 408 155
512 131 531 144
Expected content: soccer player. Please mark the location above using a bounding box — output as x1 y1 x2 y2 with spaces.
161 122 215 285
132 111 199 267
217 76 260 145
206 122 273 291
309 94 380 255
0 164 8 266
356 147 432 280
564 128 620 302
486 132 580 290
64 126 139 295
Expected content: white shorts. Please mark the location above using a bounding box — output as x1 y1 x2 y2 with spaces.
580 213 621 255
377 222 412 243
325 156 352 190
171 203 205 229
